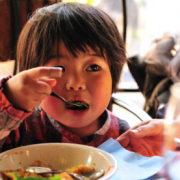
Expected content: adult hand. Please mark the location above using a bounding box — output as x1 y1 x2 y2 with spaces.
4 67 62 111
116 120 164 157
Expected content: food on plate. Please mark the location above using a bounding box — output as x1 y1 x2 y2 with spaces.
66 164 94 174
0 165 95 180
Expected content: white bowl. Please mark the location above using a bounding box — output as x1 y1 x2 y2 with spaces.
0 143 117 179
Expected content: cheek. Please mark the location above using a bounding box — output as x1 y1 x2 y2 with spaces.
91 74 112 108
40 97 53 114
40 96 63 118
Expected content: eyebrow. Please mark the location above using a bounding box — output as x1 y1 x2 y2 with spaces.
90 53 102 57
49 54 63 59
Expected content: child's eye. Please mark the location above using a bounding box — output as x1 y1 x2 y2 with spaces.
55 66 65 72
86 64 101 71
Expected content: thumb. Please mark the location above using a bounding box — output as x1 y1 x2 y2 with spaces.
129 129 143 137
129 121 163 138
116 132 130 147
129 127 152 138
39 78 57 88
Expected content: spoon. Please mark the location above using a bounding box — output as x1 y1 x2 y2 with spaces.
50 91 82 108
25 167 104 180
84 169 105 180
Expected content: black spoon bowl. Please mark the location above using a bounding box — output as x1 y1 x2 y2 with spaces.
50 91 89 109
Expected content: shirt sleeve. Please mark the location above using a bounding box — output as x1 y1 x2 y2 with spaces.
0 76 32 142
116 117 130 135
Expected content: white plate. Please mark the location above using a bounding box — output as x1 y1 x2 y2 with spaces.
0 143 117 180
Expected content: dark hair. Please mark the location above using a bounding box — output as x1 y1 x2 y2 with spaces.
17 2 126 92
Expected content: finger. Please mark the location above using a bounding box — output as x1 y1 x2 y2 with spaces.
24 67 62 80
129 121 163 138
125 146 132 152
129 139 153 157
25 99 45 111
154 149 162 156
120 136 146 155
130 120 151 130
21 90 49 111
129 128 157 138
116 135 130 148
34 81 52 94
39 78 57 88
32 93 48 102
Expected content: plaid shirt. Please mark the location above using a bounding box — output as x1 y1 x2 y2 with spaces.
0 76 130 152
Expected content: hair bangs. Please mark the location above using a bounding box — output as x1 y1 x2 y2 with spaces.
55 4 105 58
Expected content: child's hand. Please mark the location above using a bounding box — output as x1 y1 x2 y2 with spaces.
4 67 62 111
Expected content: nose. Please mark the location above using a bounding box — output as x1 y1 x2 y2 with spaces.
66 73 86 91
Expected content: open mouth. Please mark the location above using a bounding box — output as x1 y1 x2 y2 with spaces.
66 100 89 110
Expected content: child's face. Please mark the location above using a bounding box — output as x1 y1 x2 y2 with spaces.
40 41 112 137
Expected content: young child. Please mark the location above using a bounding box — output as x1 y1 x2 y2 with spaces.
0 2 163 156
0 2 130 152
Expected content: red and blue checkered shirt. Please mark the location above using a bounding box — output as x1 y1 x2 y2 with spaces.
0 76 130 152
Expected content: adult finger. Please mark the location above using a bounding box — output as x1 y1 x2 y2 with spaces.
116 133 130 148
130 120 152 130
131 144 150 156
129 120 164 138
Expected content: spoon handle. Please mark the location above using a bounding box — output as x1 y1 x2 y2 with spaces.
50 91 81 108
50 91 67 103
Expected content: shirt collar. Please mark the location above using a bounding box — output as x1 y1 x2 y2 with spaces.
95 109 111 135
47 109 111 136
